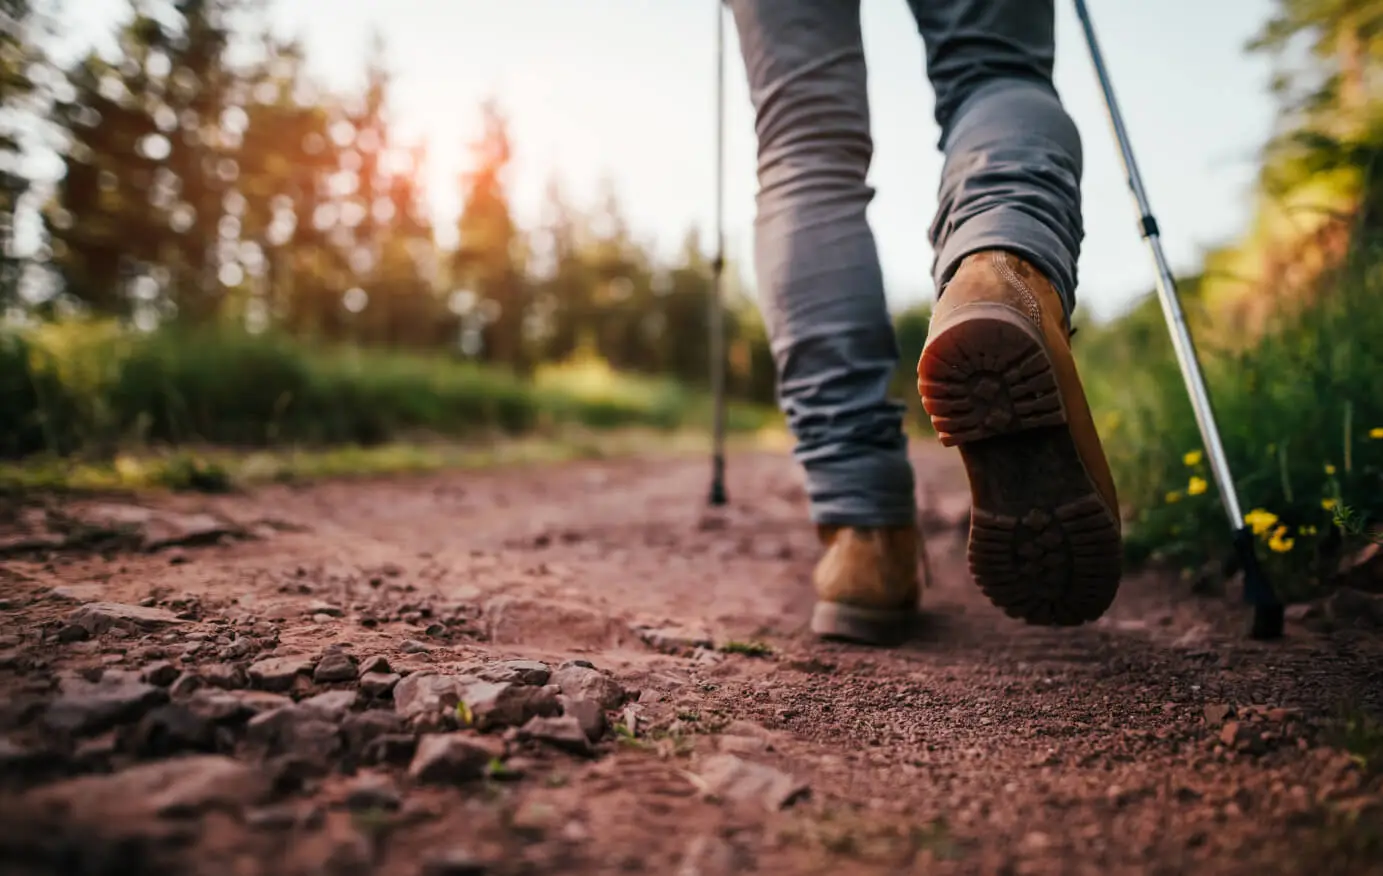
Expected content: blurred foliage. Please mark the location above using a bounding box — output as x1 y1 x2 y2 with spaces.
1074 0 1383 597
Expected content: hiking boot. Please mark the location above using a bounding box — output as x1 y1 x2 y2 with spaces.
810 525 922 645
916 250 1122 626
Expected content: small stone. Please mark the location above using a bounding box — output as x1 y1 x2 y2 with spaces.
168 672 204 699
44 671 167 735
67 602 187 637
140 661 180 687
425 623 448 638
393 673 476 719
1220 721 1243 747
56 623 90 643
422 848 487 876
1204 704 1232 725
220 638 256 660
25 755 270 819
299 689 357 721
358 655 391 676
695 754 808 811
517 716 591 755
248 655 315 691
246 706 341 762
560 659 595 670
341 710 406 755
202 663 248 690
306 600 344 618
478 660 551 686
313 650 358 684
124 704 217 757
461 681 560 730
185 689 293 724
408 733 503 784
551 665 626 711
341 770 400 811
362 734 417 766
360 672 401 698
246 803 301 830
558 696 606 742
401 639 432 654
633 624 714 654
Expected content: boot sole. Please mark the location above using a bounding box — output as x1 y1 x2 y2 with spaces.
811 601 912 646
918 304 1122 626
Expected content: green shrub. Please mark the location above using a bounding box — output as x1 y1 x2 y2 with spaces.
1080 247 1383 599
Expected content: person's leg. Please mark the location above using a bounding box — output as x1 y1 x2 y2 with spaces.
908 0 1083 313
908 0 1124 626
726 0 921 644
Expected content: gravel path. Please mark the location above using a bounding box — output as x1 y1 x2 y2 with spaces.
1 446 1380 875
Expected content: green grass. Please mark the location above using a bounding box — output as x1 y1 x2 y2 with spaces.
1077 241 1383 599
0 321 780 479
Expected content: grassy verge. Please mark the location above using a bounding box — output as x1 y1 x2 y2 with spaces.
1076 244 1382 599
0 425 793 494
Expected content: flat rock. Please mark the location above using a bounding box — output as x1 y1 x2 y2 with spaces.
300 689 358 721
695 754 808 811
26 755 270 820
341 710 405 754
477 660 551 686
517 715 591 755
359 655 391 675
202 663 248 690
360 671 401 698
559 696 607 742
44 671 167 735
124 704 218 757
141 661 180 687
408 733 503 784
67 602 186 637
246 706 341 762
394 673 476 719
341 770 401 811
461 681 560 730
185 689 292 724
551 665 626 711
313 650 358 684
248 655 315 691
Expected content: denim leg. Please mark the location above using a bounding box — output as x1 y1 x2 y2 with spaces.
727 0 915 527
907 0 1085 315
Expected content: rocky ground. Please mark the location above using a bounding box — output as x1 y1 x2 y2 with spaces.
0 445 1380 876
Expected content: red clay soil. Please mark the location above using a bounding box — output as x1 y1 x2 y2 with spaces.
0 444 1380 876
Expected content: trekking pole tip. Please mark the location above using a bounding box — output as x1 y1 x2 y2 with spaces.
1234 527 1285 640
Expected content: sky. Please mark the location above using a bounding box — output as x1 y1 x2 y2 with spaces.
60 0 1281 321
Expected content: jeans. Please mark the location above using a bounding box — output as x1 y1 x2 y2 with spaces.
727 0 1085 527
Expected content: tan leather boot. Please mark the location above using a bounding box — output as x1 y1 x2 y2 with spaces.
917 250 1122 626
810 525 922 645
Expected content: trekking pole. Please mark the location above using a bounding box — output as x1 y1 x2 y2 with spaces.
707 0 729 506
1072 0 1284 640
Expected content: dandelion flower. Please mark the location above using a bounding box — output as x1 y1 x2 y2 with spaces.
1187 476 1208 496
1325 463 1337 476
1165 490 1183 504
1183 449 1203 467
1268 525 1295 553
1321 498 1337 511
1370 427 1383 439
1244 508 1278 536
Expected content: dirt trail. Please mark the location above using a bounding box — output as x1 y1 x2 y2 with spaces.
0 445 1380 876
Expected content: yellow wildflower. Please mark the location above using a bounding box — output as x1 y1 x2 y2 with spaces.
1268 525 1295 553
1165 491 1183 504
1183 449 1203 467
1244 508 1278 536
1187 476 1208 496
1325 463 1336 476
1370 427 1383 439
1321 498 1337 511
1298 525 1318 536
